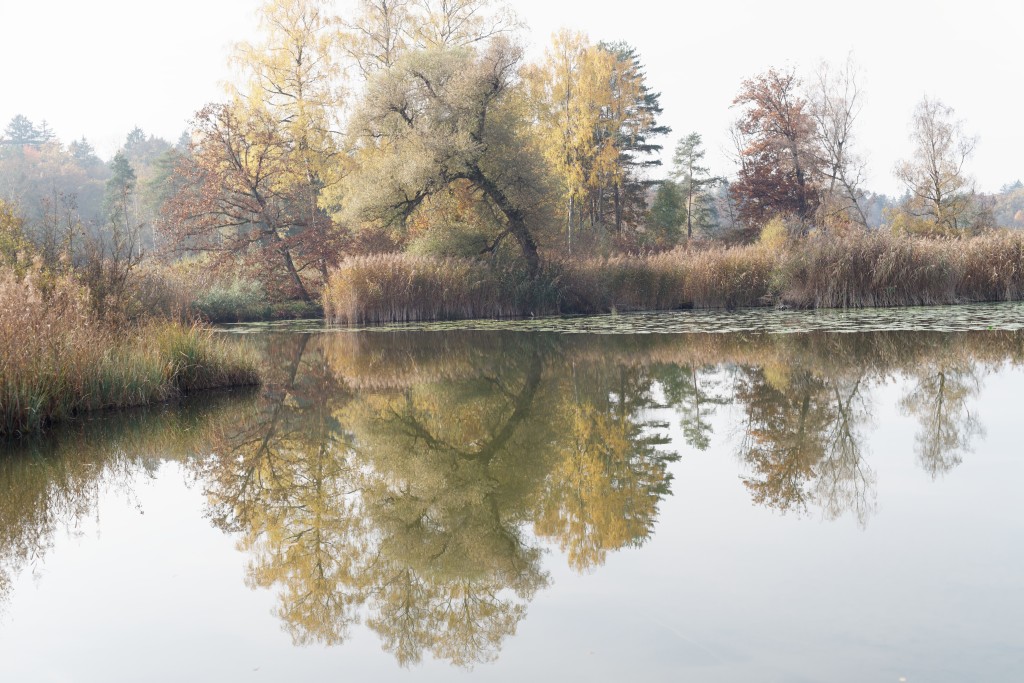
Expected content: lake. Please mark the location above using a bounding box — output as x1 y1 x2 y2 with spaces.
1 306 1023 682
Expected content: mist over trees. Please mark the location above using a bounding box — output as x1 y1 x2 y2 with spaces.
2 0 1022 304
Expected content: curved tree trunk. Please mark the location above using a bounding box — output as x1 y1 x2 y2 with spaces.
468 167 540 276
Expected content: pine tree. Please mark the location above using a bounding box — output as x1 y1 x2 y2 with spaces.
671 132 722 239
599 42 671 233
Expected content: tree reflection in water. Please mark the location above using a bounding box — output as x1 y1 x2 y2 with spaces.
198 333 679 664
900 360 984 478
0 328 1019 666
0 393 257 614
734 364 876 523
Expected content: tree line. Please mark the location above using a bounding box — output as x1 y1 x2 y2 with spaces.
3 0 1023 303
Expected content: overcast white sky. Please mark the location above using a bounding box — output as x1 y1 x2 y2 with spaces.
2 0 1021 194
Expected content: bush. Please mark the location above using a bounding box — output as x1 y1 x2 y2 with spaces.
193 278 269 322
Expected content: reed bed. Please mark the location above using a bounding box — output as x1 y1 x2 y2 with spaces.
0 270 260 438
323 254 557 324
323 230 1024 324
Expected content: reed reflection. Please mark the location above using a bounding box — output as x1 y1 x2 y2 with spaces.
0 393 257 611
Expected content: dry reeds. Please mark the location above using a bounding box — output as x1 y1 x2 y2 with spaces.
0 269 260 438
324 254 555 324
322 230 1024 324
778 230 1024 308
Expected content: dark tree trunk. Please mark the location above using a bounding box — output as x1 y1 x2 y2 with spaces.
468 168 541 276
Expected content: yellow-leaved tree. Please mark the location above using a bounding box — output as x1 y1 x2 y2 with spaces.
163 0 347 299
525 32 666 252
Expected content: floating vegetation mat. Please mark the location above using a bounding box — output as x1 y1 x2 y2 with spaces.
220 301 1024 336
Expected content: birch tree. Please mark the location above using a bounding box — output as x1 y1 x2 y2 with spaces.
894 96 978 233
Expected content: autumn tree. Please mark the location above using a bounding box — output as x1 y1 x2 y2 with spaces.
343 38 550 274
524 30 602 252
163 104 331 300
340 0 412 78
526 34 667 251
894 96 978 234
164 0 346 298
233 0 345 241
414 0 520 49
730 67 819 236
231 0 343 173
340 0 519 80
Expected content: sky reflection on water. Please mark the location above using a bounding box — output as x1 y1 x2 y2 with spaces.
1 325 1022 681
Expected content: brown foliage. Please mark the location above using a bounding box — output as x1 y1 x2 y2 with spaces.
160 104 343 301
731 67 820 235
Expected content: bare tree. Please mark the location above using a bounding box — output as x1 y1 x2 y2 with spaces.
340 0 519 81
340 0 413 79
808 55 869 228
895 96 978 232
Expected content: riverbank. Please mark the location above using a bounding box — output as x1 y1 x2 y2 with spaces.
0 271 260 439
323 231 1024 324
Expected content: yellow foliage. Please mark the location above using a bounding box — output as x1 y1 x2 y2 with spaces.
886 207 947 237
759 215 789 251
525 30 647 214
762 362 792 392
0 200 31 277
230 0 345 209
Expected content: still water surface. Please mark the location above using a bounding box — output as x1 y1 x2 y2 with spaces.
1 312 1023 681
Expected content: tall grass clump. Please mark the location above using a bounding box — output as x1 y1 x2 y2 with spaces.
324 254 558 324
0 269 260 438
956 231 1024 302
681 244 777 309
779 231 959 308
552 246 776 313
557 251 689 312
780 230 1024 308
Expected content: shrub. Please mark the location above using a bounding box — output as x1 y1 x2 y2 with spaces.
193 278 269 322
759 216 790 251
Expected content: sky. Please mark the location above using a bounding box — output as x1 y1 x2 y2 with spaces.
2 0 1022 194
